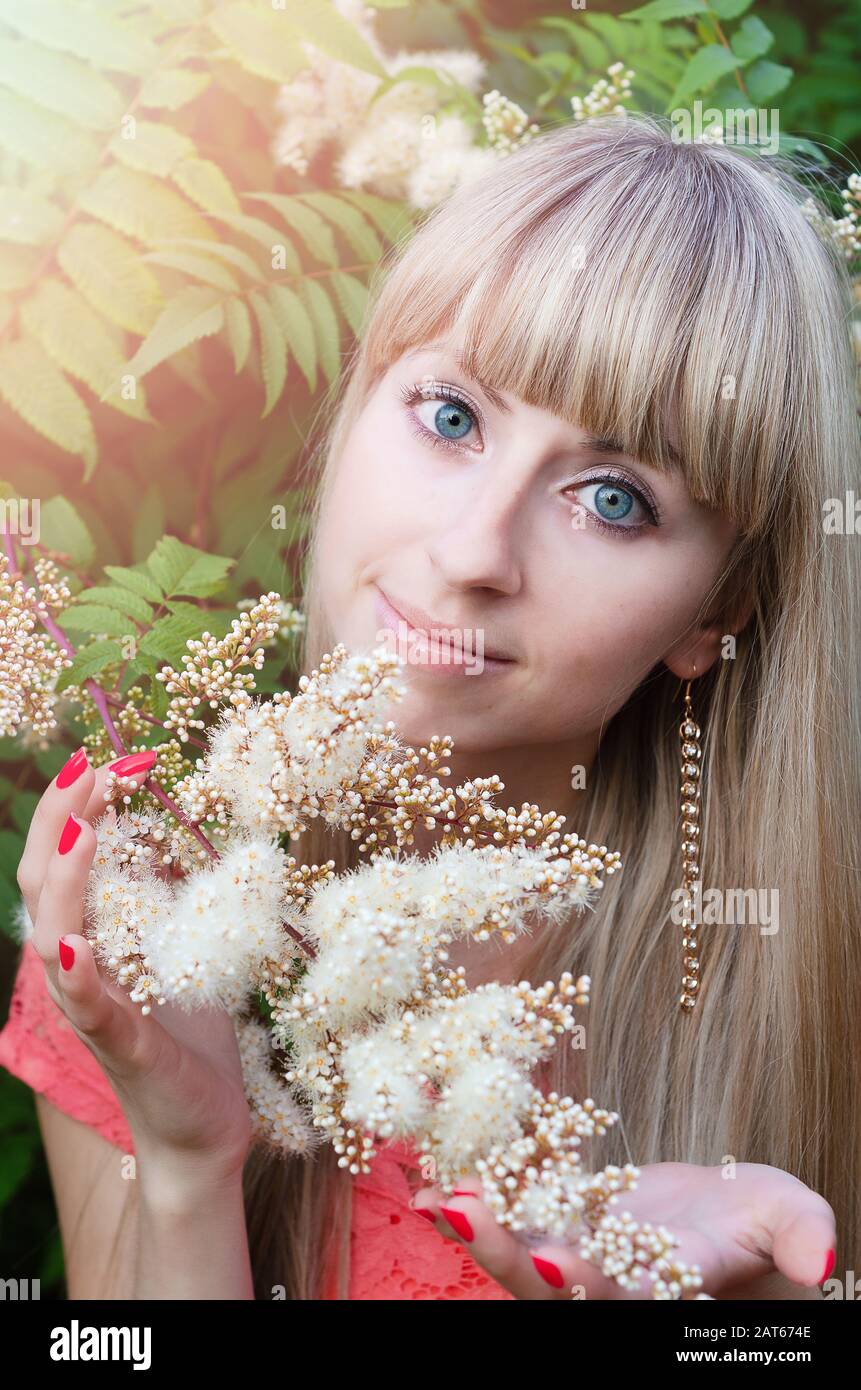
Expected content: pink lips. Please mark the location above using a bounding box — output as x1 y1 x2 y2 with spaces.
373 585 514 677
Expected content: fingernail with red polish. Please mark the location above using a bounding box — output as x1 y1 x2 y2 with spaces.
58 813 83 855
413 1207 436 1224
452 1189 476 1197
439 1206 474 1242
532 1254 565 1289
820 1249 835 1283
109 750 157 780
56 747 89 789
59 937 75 971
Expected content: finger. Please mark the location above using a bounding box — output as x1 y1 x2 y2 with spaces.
770 1189 837 1288
725 1165 837 1289
34 797 152 1061
49 929 144 1078
410 1183 712 1301
18 748 96 925
18 747 157 927
32 809 99 973
85 748 159 822
409 1182 586 1299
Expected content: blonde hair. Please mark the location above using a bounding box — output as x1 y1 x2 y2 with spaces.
237 111 861 1299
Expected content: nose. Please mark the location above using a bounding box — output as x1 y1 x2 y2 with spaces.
425 473 526 597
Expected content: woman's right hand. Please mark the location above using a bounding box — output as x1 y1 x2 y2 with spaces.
17 747 254 1187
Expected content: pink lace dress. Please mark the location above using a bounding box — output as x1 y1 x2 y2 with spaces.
0 941 514 1300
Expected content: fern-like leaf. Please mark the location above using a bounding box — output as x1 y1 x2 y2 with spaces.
108 120 197 177
20 278 153 423
138 66 212 110
58 222 162 336
224 296 253 372
152 236 265 282
172 157 242 215
0 0 157 73
299 277 341 388
268 285 317 394
0 188 63 246
78 166 215 245
299 191 383 264
0 36 125 129
142 248 240 293
245 193 338 268
207 3 310 84
0 86 98 175
124 286 226 380
0 334 98 479
329 270 370 339
249 288 288 418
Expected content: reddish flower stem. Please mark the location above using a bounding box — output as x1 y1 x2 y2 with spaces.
103 691 207 750
1 533 316 961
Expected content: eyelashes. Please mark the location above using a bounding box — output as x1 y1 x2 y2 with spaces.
399 377 662 536
566 470 662 534
399 380 483 452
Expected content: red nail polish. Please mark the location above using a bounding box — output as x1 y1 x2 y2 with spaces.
820 1248 835 1283
439 1206 474 1242
109 750 157 779
58 813 82 855
452 1189 476 1196
56 747 89 788
59 938 75 971
532 1254 565 1289
413 1207 436 1223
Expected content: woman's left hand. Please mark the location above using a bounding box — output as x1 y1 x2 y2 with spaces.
409 1160 835 1300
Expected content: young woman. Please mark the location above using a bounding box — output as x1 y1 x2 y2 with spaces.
2 112 859 1301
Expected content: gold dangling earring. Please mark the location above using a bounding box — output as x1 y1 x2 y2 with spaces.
678 666 703 1012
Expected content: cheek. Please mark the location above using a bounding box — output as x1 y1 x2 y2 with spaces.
314 419 421 630
324 412 422 546
536 553 716 703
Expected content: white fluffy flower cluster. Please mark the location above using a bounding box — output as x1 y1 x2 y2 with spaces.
272 0 499 209
74 635 702 1297
290 838 596 1029
172 643 406 835
84 819 291 1015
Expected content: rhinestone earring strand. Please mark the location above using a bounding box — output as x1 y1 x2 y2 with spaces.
678 669 703 1012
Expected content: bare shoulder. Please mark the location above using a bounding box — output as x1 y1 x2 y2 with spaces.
35 1094 138 1300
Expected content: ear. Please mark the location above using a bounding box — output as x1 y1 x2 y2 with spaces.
662 592 755 682
662 626 724 682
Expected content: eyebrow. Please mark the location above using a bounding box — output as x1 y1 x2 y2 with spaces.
583 433 683 472
425 347 683 469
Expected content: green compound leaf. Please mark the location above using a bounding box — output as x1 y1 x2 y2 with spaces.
59 605 138 639
145 535 234 599
74 585 154 625
56 639 124 693
102 564 164 604
619 1 708 21
668 43 741 104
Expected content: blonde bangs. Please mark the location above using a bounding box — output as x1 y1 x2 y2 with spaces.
358 112 852 543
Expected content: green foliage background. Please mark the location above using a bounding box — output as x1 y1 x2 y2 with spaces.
0 0 857 1297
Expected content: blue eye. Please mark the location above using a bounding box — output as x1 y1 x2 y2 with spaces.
567 471 659 536
399 379 482 452
433 400 473 440
594 483 633 521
